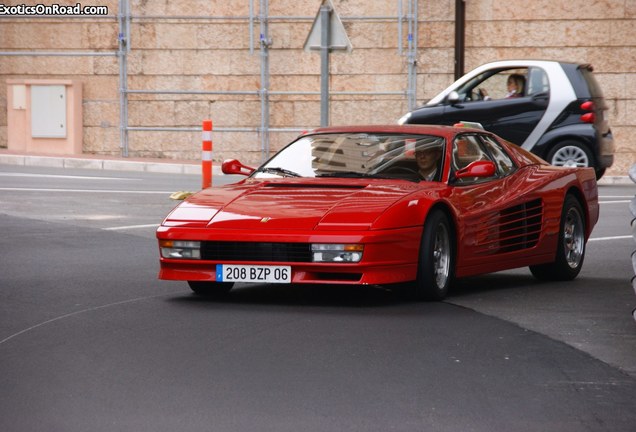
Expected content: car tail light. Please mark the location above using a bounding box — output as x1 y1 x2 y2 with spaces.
580 101 595 123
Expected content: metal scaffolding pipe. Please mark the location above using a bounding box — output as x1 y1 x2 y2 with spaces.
118 0 130 157
127 15 402 22
126 90 260 96
127 127 260 132
0 51 117 56
259 0 271 161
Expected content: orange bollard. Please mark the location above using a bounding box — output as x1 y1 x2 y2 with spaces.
202 120 213 189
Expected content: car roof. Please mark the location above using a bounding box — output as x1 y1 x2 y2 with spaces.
306 124 472 137
469 59 584 69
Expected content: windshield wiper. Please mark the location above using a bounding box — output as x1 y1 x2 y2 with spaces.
260 167 302 177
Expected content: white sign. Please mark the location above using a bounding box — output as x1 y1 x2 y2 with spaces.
303 0 352 53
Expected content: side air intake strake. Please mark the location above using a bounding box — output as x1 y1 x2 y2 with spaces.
473 199 543 255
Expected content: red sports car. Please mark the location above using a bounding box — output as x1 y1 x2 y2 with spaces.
157 124 599 300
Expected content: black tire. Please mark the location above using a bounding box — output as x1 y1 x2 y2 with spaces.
546 141 594 169
594 167 606 180
409 209 455 301
188 281 234 297
530 194 586 281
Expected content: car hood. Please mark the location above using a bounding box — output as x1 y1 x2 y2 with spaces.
166 178 424 231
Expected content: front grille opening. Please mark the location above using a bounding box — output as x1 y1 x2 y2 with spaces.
201 242 312 262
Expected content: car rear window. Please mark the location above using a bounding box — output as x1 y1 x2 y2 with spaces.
579 66 604 98
562 63 604 99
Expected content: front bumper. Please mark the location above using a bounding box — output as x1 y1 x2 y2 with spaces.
157 226 423 285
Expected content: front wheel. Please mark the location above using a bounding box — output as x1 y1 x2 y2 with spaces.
409 209 455 301
188 281 234 297
530 195 586 281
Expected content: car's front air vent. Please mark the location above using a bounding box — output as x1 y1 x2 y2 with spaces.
201 242 312 262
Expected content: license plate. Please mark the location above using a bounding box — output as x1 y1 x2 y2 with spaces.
216 264 291 284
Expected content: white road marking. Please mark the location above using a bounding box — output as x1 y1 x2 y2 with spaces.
0 187 172 194
588 235 632 242
104 224 159 231
0 172 140 181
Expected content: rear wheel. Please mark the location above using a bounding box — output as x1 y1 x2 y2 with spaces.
547 141 593 169
409 209 455 301
530 194 586 280
188 281 234 297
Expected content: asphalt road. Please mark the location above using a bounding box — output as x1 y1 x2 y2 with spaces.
1 164 635 432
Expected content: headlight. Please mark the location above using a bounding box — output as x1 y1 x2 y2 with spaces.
397 112 412 125
312 244 363 263
159 240 201 259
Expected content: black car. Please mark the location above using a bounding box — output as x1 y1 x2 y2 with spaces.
399 60 614 178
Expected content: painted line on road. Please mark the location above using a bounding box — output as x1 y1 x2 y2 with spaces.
0 187 172 194
0 173 140 181
104 224 159 231
589 235 632 242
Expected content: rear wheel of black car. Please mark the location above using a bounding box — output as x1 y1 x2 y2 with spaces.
188 281 234 297
410 209 455 301
547 141 593 170
530 194 586 281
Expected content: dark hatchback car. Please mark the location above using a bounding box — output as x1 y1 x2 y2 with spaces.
399 60 614 178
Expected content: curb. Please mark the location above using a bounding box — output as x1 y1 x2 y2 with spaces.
0 153 224 176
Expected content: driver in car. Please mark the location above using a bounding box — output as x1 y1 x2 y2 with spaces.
415 145 442 181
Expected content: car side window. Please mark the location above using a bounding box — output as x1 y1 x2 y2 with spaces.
451 135 497 184
479 135 517 177
526 67 549 96
457 68 530 101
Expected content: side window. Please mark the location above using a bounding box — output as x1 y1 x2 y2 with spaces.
451 134 496 184
480 135 517 177
526 67 549 96
458 68 529 101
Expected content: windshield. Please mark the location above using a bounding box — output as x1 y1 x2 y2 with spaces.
253 132 446 181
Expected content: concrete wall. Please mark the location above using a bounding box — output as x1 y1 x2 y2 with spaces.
0 0 634 175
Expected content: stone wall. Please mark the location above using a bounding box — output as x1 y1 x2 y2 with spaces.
0 0 634 175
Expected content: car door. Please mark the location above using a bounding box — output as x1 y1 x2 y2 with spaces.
442 67 550 145
449 134 545 275
443 96 547 145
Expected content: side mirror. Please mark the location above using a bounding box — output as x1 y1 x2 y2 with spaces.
221 159 255 176
455 160 496 179
447 91 460 104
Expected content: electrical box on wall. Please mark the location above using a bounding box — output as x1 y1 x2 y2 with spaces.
31 85 67 138
12 85 26 110
6 79 82 155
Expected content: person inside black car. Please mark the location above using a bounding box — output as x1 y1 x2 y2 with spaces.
479 73 526 100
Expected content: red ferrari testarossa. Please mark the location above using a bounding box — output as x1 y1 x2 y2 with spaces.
157 124 598 300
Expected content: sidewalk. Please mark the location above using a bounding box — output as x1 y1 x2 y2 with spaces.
0 149 630 184
0 149 224 176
